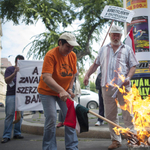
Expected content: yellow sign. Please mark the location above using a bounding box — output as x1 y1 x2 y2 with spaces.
131 77 150 99
135 60 150 74
135 69 150 73
126 0 147 10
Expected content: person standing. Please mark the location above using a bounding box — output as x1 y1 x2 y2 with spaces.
38 32 80 150
84 25 139 150
95 68 104 126
1 55 24 143
72 71 81 103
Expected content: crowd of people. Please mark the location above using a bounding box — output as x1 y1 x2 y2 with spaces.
2 25 149 150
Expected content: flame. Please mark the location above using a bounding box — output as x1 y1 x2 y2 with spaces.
110 71 150 144
117 84 150 140
113 127 130 135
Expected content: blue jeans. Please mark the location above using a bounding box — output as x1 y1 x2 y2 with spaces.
97 88 104 123
58 110 65 122
3 95 23 139
39 94 78 150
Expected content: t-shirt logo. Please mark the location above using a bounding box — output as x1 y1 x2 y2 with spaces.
59 64 73 77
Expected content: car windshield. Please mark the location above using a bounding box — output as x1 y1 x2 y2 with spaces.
81 90 90 95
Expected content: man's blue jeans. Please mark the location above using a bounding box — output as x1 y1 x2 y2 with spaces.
2 95 23 139
39 94 78 150
97 88 104 123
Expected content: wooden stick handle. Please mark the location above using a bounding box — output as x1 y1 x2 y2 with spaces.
89 110 123 129
100 20 114 47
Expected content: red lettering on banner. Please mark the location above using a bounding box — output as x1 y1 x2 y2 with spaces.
127 6 132 10
133 3 146 9
132 0 146 4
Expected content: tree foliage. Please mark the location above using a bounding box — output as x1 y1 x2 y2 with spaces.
0 0 123 65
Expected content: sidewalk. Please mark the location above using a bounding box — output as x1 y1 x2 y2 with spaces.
22 109 125 139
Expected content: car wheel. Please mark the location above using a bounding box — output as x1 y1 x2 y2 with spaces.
87 101 98 109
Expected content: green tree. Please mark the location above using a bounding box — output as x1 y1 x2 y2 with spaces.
90 81 96 92
78 75 86 89
0 0 123 63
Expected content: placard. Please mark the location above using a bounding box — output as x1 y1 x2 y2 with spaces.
100 5 134 23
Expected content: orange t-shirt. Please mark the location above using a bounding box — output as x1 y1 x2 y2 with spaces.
38 46 77 96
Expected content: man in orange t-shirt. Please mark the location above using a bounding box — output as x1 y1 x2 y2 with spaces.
38 32 80 150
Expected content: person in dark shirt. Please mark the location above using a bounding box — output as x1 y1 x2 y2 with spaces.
1 55 24 143
95 71 105 126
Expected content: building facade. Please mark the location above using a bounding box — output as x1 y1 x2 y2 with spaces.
0 20 7 106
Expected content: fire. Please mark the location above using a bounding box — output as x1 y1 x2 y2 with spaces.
111 72 150 145
113 127 130 136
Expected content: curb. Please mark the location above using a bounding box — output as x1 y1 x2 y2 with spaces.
21 120 111 139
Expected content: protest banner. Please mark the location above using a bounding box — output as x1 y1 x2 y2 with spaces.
15 60 60 111
15 60 43 111
100 5 134 23
100 5 134 47
124 0 150 52
131 52 150 99
124 0 150 99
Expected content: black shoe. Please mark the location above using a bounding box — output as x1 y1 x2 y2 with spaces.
13 135 24 139
39 111 43 114
31 111 36 114
1 138 10 143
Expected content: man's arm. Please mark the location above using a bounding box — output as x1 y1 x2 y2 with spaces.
83 62 99 86
5 67 19 84
127 66 136 79
123 66 136 86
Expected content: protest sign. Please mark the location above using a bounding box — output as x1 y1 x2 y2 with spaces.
15 60 43 111
131 52 150 99
100 5 134 23
131 74 150 100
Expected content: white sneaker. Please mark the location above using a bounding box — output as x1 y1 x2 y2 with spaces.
95 121 104 126
101 122 104 125
95 121 101 126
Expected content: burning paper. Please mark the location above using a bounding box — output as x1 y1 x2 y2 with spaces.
112 82 150 145
108 70 150 146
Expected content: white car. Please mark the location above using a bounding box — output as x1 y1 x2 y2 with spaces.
79 89 99 109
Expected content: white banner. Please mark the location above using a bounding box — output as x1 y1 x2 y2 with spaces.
15 60 43 111
100 5 134 23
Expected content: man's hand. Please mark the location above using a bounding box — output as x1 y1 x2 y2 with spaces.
83 75 89 86
112 77 130 98
14 66 19 74
122 77 130 86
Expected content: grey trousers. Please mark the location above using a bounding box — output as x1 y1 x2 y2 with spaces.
102 86 136 143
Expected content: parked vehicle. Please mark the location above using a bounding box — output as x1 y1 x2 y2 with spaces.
79 89 99 109
0 102 4 107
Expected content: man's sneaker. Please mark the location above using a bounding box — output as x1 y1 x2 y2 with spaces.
95 121 101 126
95 121 104 126
1 138 10 143
13 135 24 139
101 122 104 125
108 140 121 150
